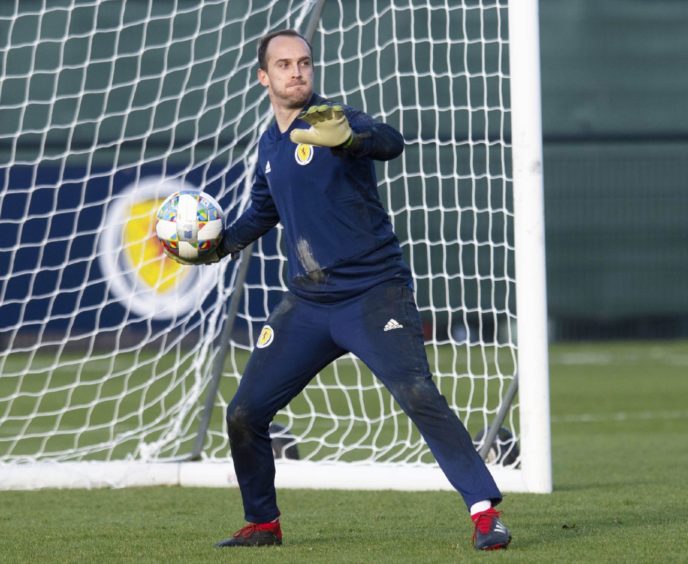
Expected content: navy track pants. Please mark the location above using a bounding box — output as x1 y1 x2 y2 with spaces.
225 284 502 522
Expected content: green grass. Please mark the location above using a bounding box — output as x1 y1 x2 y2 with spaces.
2 340 688 562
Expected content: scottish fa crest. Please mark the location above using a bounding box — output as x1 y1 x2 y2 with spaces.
294 143 314 165
256 325 275 348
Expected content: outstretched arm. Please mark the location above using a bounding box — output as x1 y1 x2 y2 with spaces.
340 119 405 161
217 165 280 258
290 104 404 161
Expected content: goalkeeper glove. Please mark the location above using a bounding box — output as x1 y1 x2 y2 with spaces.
162 240 238 266
289 104 356 148
162 247 221 266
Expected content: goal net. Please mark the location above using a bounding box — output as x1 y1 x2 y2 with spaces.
0 0 550 492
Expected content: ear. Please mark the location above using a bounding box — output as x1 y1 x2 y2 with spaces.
257 67 269 87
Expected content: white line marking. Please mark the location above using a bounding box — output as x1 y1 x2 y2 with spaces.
551 349 688 367
552 410 688 423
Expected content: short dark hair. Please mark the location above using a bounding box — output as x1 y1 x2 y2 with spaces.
257 29 312 70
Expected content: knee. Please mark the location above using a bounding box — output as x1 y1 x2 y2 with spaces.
225 401 268 445
392 377 448 417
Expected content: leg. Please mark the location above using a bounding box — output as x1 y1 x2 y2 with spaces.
226 294 344 523
331 284 502 509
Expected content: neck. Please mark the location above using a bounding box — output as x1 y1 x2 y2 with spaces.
273 105 303 133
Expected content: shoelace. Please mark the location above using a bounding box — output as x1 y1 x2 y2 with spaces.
234 522 279 538
474 509 501 534
234 524 259 538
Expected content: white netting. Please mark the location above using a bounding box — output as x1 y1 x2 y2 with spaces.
0 0 520 477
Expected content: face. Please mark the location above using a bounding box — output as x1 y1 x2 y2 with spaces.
258 35 314 110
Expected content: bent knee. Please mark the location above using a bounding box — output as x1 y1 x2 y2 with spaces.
226 403 269 444
393 377 448 415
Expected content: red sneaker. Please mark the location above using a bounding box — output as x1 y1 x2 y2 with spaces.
215 520 283 547
472 508 511 550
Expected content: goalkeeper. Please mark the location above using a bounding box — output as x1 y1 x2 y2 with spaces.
174 29 511 551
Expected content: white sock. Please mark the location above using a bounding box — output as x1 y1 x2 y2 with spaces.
470 500 492 516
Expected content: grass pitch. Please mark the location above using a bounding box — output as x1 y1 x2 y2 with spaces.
2 340 688 562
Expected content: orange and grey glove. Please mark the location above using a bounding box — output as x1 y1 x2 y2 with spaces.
289 104 356 148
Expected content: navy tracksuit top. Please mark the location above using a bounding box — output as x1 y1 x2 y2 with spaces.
222 93 412 303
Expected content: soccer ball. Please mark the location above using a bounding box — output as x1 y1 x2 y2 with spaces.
155 190 224 261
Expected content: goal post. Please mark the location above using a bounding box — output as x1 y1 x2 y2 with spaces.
508 0 552 494
0 0 551 493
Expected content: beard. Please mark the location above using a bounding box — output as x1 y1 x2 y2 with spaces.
273 82 312 109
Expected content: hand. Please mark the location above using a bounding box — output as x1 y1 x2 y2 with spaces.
162 246 221 266
289 104 355 148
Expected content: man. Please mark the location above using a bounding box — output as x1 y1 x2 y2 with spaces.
173 29 511 551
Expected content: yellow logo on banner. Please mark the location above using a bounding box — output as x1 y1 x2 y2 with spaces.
256 325 274 349
124 200 188 292
294 143 314 166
